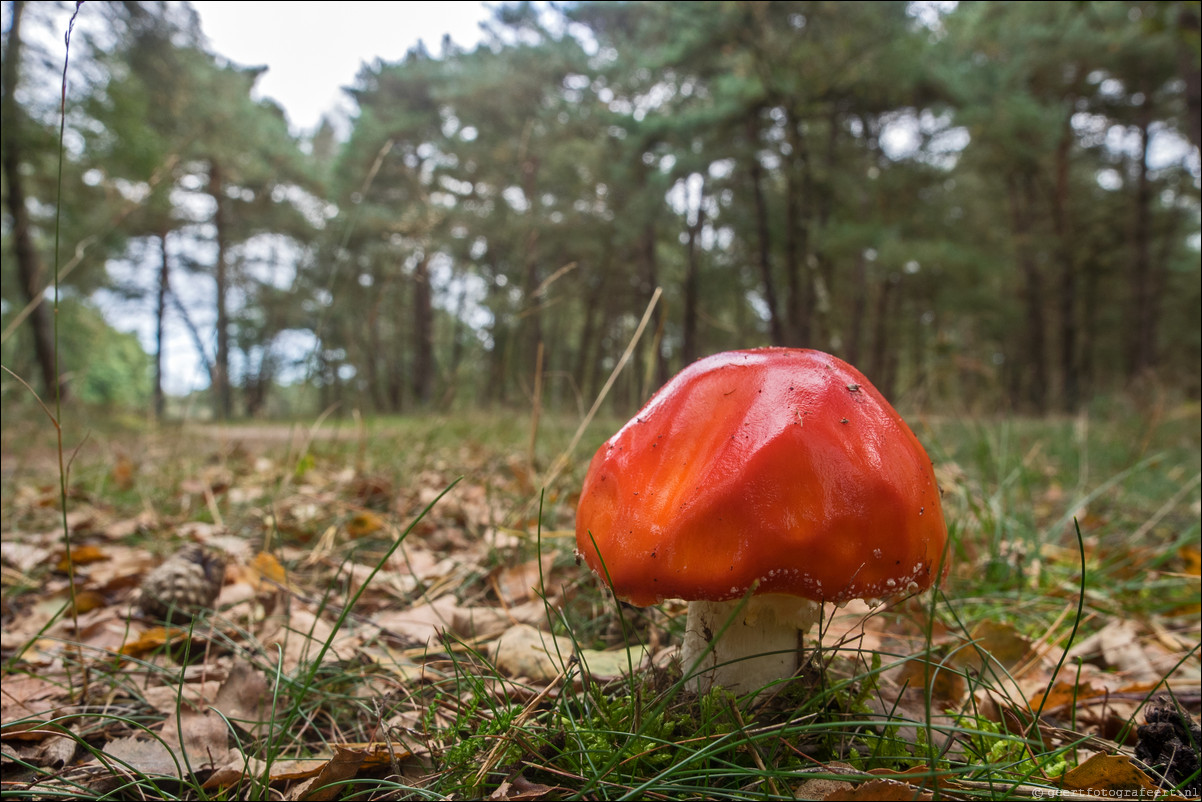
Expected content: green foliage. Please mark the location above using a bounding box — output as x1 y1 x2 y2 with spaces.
1 296 151 407
954 714 1071 782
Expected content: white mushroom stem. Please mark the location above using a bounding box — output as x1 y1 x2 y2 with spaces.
681 593 821 696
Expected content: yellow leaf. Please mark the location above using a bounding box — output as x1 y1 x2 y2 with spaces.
1180 546 1201 577
56 544 109 573
69 590 107 615
120 627 189 657
250 551 287 585
346 510 384 538
1060 753 1167 796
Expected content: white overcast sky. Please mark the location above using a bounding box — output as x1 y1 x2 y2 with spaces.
190 1 494 133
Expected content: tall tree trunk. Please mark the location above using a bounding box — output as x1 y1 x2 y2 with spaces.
365 288 386 412
520 155 543 390
783 116 802 348
846 253 869 368
868 272 899 398
1179 3 1201 153
154 231 170 419
783 113 809 347
486 264 510 407
575 248 610 402
1052 115 1079 411
1126 99 1157 380
746 124 786 345
1 1 65 402
682 189 707 366
640 220 669 389
443 275 467 408
411 253 434 407
208 161 232 419
1007 173 1048 413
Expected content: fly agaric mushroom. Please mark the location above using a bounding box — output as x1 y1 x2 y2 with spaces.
575 348 947 696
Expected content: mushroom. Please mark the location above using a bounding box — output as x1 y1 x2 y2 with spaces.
575 348 948 696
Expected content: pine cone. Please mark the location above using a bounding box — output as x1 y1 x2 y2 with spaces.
1135 695 1202 795
138 545 226 624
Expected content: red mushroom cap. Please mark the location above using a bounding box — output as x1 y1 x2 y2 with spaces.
576 348 948 607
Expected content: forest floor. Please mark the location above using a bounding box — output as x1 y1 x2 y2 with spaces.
1 405 1199 800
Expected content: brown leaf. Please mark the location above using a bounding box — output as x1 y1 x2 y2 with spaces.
1060 753 1168 797
492 624 573 681
1182 546 1202 577
111 455 136 490
374 594 461 648
897 656 966 704
56 544 109 573
119 626 190 658
102 735 181 778
69 589 107 615
1068 620 1158 681
489 773 559 800
824 778 935 801
212 660 270 732
33 731 79 767
346 510 384 539
159 708 230 770
250 551 287 586
290 745 366 801
0 676 70 732
795 777 854 799
964 620 1034 670
326 741 413 768
1033 680 1109 715
491 552 557 606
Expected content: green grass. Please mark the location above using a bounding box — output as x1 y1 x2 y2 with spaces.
1 404 1199 799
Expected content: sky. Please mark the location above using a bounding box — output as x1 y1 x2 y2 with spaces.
190 1 494 134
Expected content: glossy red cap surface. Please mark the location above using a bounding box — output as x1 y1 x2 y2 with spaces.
576 348 948 607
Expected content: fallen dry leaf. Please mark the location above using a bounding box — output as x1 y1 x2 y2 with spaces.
345 510 385 538
55 544 109 573
211 659 270 732
159 708 230 770
101 735 182 778
824 778 935 801
1060 753 1171 798
288 744 366 801
491 624 573 681
488 773 559 800
118 626 191 658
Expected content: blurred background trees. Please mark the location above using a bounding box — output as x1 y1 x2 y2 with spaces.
2 0 1199 419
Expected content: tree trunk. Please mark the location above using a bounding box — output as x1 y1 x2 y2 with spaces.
1007 174 1048 413
1052 115 1079 411
574 249 610 403
208 161 232 419
365 288 385 411
154 231 170 419
869 273 899 399
746 125 786 345
640 220 669 389
784 112 811 347
682 189 707 366
411 253 434 407
1 1 65 402
1126 99 1157 380
1179 3 1201 153
846 253 869 368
